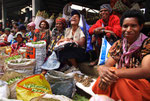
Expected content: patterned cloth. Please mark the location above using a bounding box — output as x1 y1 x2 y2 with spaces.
33 29 51 48
109 38 150 68
48 27 65 53
11 42 26 54
112 0 129 13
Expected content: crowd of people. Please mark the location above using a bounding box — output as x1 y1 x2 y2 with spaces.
0 2 150 101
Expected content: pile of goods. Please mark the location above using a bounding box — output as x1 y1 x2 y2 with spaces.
26 41 46 74
34 11 55 29
74 73 93 87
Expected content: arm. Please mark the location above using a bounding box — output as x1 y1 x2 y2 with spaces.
105 15 122 38
115 54 150 79
73 37 85 47
89 19 102 35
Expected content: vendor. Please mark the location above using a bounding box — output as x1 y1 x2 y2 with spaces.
48 17 67 55
11 32 26 55
92 9 150 101
33 20 51 51
0 28 13 46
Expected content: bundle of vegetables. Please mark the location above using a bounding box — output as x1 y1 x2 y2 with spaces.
36 11 49 19
31 41 45 44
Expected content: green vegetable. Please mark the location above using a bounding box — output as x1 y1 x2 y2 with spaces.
23 84 49 93
5 55 21 63
7 76 22 85
31 42 44 44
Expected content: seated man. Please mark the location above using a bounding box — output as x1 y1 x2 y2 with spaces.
92 9 150 101
89 4 122 66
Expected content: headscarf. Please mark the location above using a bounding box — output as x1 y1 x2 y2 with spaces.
5 28 11 32
27 22 36 27
118 33 148 68
100 4 112 13
56 17 67 28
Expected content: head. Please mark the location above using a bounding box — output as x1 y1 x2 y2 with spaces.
100 4 112 22
14 32 24 43
5 28 11 35
55 17 67 31
120 9 145 43
13 22 18 28
71 10 80 26
27 22 35 31
39 20 49 30
18 24 26 33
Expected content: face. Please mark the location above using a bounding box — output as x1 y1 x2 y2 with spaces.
122 17 143 43
100 8 110 21
56 22 63 31
71 14 80 25
40 22 47 29
16 34 23 43
5 30 10 35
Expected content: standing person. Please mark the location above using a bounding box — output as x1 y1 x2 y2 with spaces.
33 20 51 50
89 4 122 66
92 9 150 101
48 17 67 55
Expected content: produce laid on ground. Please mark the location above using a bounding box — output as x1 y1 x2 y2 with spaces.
74 73 93 87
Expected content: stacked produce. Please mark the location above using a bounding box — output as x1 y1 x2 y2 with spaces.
34 11 55 29
26 41 46 74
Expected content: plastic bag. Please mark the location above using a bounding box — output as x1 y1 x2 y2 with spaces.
45 19 54 29
0 71 26 99
16 74 52 101
0 80 10 98
98 36 111 65
34 16 45 29
30 94 72 101
41 51 60 70
6 59 36 75
46 70 76 98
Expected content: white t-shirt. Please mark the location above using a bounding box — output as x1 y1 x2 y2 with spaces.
7 33 14 42
65 27 85 48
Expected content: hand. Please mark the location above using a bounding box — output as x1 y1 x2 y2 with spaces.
98 66 118 89
94 27 105 34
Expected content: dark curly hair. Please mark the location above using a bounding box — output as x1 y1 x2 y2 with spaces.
120 9 145 26
39 20 49 29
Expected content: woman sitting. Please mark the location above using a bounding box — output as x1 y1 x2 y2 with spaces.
48 17 67 55
92 9 150 101
57 10 88 68
11 32 26 55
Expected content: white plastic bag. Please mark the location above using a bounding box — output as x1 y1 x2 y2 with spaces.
41 51 60 70
98 36 111 65
45 19 54 29
0 80 10 98
34 16 45 29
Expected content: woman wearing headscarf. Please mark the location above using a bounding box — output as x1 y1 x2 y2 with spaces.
92 9 150 101
26 22 36 41
33 20 51 50
11 32 26 55
48 17 67 55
